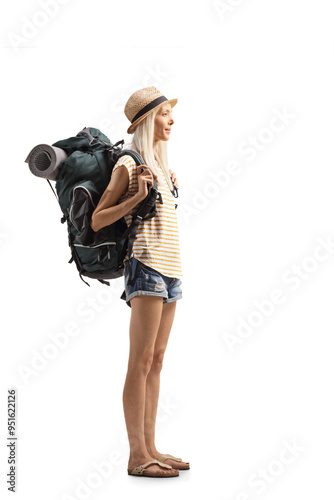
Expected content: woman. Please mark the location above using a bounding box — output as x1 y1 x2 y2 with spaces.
90 87 189 478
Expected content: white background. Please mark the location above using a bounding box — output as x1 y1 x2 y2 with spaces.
1 0 334 498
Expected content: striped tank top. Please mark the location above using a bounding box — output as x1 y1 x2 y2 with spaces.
112 154 183 279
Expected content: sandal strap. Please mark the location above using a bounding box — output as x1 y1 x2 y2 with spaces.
158 453 182 463
130 459 172 475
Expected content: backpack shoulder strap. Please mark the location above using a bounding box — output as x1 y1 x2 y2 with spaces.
118 149 143 167
116 149 163 263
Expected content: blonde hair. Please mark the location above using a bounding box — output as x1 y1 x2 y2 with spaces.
123 105 174 192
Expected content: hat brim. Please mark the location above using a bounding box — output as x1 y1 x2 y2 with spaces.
127 98 178 134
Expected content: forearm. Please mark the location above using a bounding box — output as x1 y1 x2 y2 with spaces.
91 193 143 232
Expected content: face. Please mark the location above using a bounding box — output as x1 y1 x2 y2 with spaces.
154 103 175 142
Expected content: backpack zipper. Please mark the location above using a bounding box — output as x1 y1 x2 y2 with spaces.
73 241 116 248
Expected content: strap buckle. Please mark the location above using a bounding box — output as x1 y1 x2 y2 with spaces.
133 214 143 223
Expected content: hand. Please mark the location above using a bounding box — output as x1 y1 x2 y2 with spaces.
169 169 179 188
136 165 158 200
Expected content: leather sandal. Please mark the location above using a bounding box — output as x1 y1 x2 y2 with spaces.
157 453 190 470
127 459 179 477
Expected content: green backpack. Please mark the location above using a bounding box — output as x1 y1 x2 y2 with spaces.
48 126 171 286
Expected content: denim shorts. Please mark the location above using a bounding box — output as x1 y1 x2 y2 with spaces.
120 257 182 308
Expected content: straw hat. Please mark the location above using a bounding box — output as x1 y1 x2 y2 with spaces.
124 86 178 134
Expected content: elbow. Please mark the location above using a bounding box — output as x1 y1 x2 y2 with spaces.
91 208 117 232
90 213 99 232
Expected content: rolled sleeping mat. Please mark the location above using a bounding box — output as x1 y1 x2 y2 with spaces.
25 144 68 180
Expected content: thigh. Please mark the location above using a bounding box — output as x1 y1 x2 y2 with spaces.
154 301 177 354
128 295 164 360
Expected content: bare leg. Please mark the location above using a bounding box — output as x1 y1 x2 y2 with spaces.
144 301 189 469
144 301 176 452
123 295 177 476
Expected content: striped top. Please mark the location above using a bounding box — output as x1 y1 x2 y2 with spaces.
112 154 183 279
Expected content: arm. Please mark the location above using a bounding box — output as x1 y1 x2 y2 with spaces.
90 162 155 232
90 164 143 232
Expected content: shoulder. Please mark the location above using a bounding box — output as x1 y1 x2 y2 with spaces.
117 155 136 163
113 154 137 172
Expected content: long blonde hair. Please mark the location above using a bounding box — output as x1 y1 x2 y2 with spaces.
123 105 174 192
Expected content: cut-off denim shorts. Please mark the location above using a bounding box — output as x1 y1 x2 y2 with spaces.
120 256 182 308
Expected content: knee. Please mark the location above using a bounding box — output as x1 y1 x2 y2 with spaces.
129 349 155 376
149 348 166 374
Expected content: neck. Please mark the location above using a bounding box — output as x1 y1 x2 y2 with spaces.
153 138 159 156
153 145 159 164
